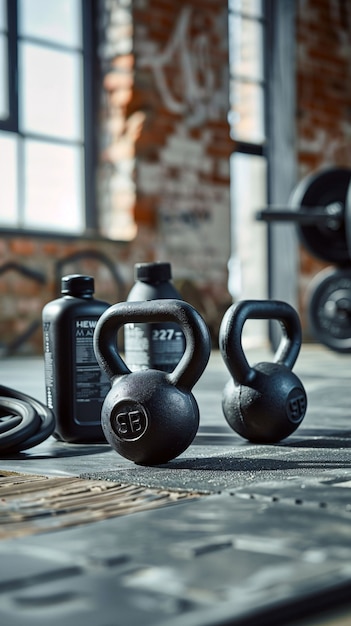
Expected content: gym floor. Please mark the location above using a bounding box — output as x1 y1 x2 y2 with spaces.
0 344 351 625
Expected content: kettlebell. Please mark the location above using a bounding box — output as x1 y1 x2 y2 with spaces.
219 300 307 443
93 299 211 465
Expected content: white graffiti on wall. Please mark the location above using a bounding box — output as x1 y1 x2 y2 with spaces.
139 6 227 126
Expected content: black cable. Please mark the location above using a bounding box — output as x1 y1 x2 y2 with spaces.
0 385 55 454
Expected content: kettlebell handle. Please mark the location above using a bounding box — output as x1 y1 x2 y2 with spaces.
219 300 302 386
93 299 211 391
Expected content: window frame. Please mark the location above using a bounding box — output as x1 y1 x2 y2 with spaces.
0 0 96 237
0 0 18 132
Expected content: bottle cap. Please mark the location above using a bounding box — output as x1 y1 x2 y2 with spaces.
61 274 95 296
135 262 172 284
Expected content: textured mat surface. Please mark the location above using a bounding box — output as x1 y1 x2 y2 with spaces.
1 481 351 626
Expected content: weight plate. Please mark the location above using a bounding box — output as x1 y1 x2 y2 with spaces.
308 267 351 353
290 167 351 264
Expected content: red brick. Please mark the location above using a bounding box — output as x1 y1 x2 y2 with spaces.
9 239 37 257
135 197 157 227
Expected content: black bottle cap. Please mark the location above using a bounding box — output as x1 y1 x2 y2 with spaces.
61 274 95 296
135 262 172 284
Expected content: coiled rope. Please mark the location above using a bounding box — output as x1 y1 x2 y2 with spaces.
0 385 55 454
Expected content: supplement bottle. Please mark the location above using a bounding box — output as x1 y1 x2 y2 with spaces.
124 262 185 372
42 274 111 443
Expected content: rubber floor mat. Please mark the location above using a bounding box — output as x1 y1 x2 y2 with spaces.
0 471 204 539
2 488 351 626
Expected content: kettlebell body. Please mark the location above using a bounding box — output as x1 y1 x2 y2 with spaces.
101 369 199 464
220 300 307 443
93 299 211 465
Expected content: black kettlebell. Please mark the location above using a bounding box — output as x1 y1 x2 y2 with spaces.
219 300 307 443
93 299 211 465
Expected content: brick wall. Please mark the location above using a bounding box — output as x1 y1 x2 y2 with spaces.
96 0 233 341
0 236 128 356
1 0 350 356
296 0 351 329
0 0 232 357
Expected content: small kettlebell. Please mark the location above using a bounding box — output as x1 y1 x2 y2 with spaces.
219 300 307 443
93 299 211 465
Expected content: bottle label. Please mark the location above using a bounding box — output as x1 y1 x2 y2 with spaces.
124 323 185 373
43 321 54 410
74 317 110 423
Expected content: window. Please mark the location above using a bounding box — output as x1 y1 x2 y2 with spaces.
228 0 298 346
0 0 94 235
228 0 268 344
228 0 267 317
228 0 265 147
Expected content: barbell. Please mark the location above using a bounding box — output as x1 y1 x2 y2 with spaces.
257 167 351 352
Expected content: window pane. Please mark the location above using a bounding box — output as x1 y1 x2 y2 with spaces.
0 132 18 224
229 152 267 344
0 34 8 118
229 79 265 143
0 0 6 31
19 0 81 48
23 139 84 232
229 0 262 18
229 15 263 81
19 42 83 141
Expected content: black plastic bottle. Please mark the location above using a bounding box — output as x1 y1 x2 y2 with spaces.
42 274 111 443
124 262 186 372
